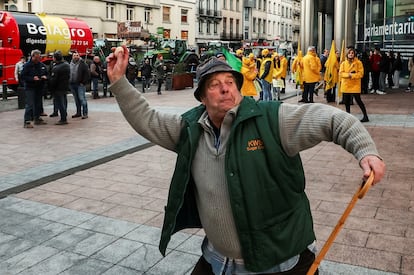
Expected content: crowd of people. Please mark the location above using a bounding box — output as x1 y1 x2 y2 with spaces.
18 49 121 128
228 45 414 123
16 45 414 129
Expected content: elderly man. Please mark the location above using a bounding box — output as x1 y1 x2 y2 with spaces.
106 46 385 275
20 49 48 128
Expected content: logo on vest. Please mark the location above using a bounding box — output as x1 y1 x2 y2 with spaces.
246 139 264 151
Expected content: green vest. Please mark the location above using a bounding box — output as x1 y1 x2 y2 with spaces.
159 97 315 272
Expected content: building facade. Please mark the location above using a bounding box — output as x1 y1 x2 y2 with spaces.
1 0 196 47
2 0 299 53
300 0 414 65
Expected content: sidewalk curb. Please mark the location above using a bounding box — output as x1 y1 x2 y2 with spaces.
0 138 154 199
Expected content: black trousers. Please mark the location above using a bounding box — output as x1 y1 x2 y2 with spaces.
343 93 368 118
191 249 319 275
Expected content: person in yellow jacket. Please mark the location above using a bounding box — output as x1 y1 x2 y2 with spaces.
300 46 321 103
241 53 258 97
278 51 288 93
259 48 274 101
339 48 369 122
272 53 282 100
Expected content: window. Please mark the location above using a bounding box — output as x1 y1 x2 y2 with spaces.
236 0 240 12
223 0 227 9
127 6 134 21
199 20 204 33
244 7 249 21
163 6 171 22
27 0 33 12
253 17 256 32
230 0 233 11
214 22 218 34
181 9 188 23
230 18 234 34
145 8 151 24
207 21 211 34
395 0 414 16
236 19 240 35
106 3 115 20
223 17 227 33
163 29 171 38
258 18 261 33
181 30 188 40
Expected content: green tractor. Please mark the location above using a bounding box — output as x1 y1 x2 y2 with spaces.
144 39 199 73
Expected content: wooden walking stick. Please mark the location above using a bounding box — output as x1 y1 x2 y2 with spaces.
306 171 375 275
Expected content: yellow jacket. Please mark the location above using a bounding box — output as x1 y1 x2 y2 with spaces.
259 56 274 83
278 56 288 78
301 51 321 83
241 57 258 96
339 58 364 94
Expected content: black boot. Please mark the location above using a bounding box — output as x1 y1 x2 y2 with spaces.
360 104 369 122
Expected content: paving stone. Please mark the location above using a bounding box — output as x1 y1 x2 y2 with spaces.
0 208 33 229
21 222 74 245
2 197 57 216
0 231 16 245
91 238 143 264
117 243 164 272
174 234 204 256
145 250 199 275
42 227 96 251
124 224 191 249
66 231 118 257
78 215 139 237
0 217 53 239
102 265 144 275
17 251 86 275
59 258 113 275
39 206 95 226
0 245 59 274
0 238 37 262
320 260 399 274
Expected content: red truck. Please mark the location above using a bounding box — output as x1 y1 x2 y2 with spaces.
0 11 93 91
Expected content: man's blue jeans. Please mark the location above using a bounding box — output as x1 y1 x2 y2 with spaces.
55 94 68 121
91 77 99 97
24 88 42 122
70 83 88 116
261 79 272 101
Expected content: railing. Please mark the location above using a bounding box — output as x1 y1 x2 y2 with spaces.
198 8 222 18
220 33 244 41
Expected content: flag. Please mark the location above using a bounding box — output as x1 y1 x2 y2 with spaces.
221 47 242 72
324 40 338 91
293 40 303 85
337 40 346 103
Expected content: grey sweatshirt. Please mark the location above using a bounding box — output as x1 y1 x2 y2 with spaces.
109 76 380 258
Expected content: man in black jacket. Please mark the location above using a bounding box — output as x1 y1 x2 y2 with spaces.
69 52 90 119
21 49 48 128
49 51 70 125
141 58 152 93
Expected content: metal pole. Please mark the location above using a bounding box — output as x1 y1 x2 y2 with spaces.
2 80 7 101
